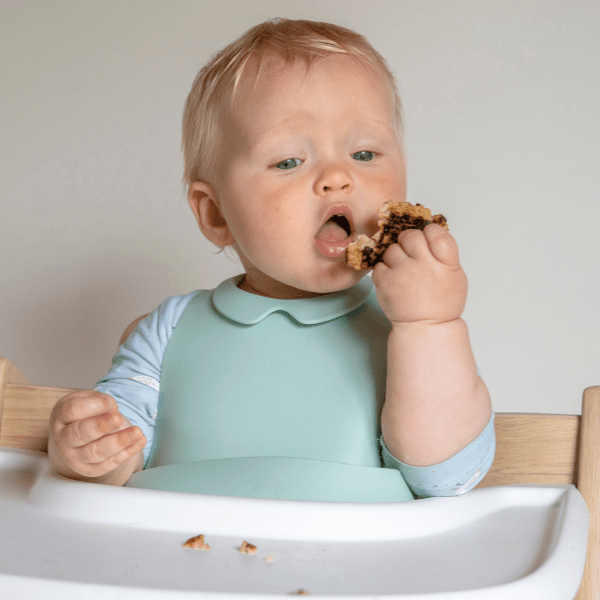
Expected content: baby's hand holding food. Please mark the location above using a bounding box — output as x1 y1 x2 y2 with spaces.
48 390 146 483
371 223 468 326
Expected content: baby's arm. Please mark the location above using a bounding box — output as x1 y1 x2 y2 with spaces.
48 292 198 485
373 224 492 467
381 319 491 466
48 390 146 485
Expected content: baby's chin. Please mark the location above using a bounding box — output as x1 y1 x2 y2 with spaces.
240 259 367 299
292 265 368 296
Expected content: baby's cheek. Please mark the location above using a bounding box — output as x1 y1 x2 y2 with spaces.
229 219 264 251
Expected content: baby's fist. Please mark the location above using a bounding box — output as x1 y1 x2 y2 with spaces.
48 390 146 482
371 223 468 325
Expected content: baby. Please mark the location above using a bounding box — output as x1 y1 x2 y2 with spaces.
48 18 495 501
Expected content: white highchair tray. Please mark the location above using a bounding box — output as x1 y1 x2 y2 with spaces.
0 448 589 599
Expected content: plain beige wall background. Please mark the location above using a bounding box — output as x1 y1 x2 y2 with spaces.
1 0 598 415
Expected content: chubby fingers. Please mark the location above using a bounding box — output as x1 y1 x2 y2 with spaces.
60 409 125 449
52 390 119 425
380 224 459 268
50 390 146 477
69 426 146 477
422 223 460 266
378 227 431 270
52 391 120 445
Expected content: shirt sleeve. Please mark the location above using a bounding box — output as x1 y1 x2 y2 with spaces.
380 411 496 498
93 291 198 467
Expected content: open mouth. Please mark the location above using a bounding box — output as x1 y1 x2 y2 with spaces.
315 212 354 258
319 214 352 239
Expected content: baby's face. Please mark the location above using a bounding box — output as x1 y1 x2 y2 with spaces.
212 53 407 298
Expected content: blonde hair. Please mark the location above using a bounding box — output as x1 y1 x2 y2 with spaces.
182 18 403 188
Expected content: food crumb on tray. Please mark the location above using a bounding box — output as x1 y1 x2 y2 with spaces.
239 540 258 554
290 589 310 595
182 534 211 550
264 555 274 563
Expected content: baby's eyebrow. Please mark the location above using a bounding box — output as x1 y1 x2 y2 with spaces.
353 119 398 137
249 120 397 156
249 133 308 157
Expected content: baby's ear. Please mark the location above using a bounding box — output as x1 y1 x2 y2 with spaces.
187 182 234 247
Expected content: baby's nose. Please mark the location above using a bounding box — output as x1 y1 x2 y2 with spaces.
322 182 351 192
316 168 353 195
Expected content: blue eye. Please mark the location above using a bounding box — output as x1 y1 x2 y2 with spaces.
275 158 302 170
353 150 375 161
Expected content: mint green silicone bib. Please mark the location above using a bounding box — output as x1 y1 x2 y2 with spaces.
126 276 414 503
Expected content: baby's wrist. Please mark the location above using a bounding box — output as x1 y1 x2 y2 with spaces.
389 316 464 332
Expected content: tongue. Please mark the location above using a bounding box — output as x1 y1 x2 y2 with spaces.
316 219 348 242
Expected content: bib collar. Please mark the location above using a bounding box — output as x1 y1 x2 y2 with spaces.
212 274 373 325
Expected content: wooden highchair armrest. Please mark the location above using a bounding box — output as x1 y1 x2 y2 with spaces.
0 383 78 453
0 357 78 453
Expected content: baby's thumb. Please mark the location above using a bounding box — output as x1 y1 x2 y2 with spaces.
425 225 460 267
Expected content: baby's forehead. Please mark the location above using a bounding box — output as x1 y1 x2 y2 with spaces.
231 53 310 105
231 53 388 118
215 52 400 154
240 51 383 93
